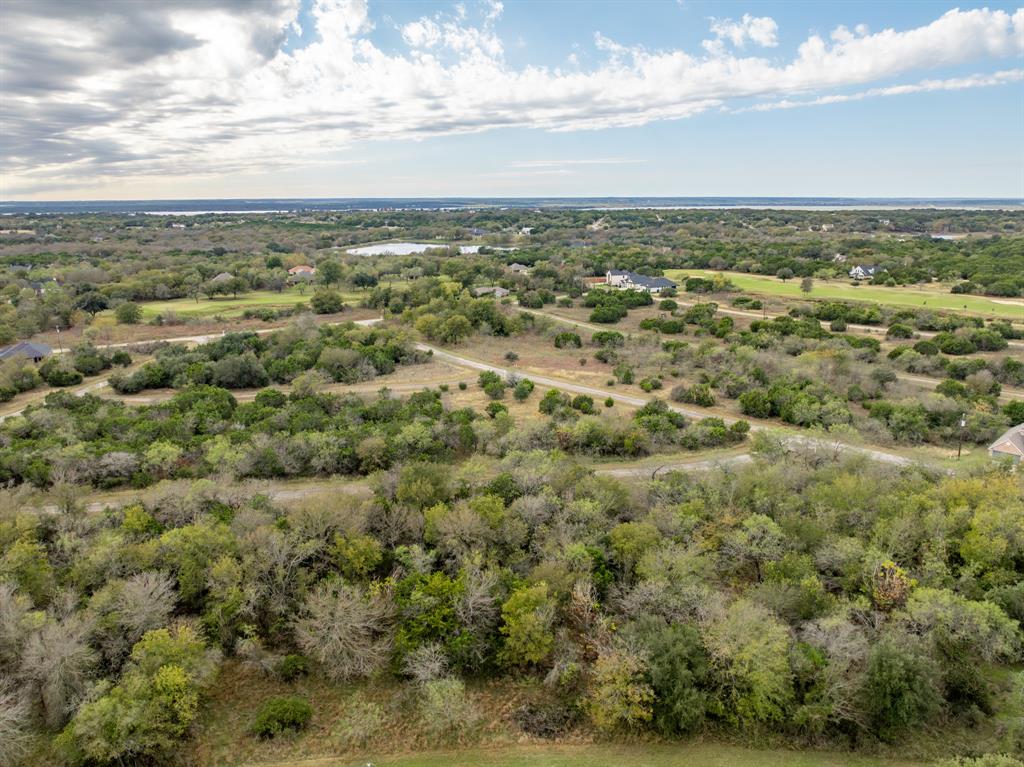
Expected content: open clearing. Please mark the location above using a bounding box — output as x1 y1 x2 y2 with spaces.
665 269 1024 320
260 743 923 767
116 288 362 321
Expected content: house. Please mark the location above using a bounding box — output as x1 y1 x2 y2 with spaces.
472 286 510 298
849 265 879 281
605 269 677 294
288 265 316 276
467 227 487 236
29 278 57 296
0 341 52 363
519 227 533 236
507 263 531 274
989 424 1024 464
210 272 234 283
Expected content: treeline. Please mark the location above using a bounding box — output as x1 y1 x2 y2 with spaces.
108 323 422 394
1 448 1021 763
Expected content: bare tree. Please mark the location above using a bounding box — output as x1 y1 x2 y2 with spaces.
20 614 96 728
294 580 393 681
0 583 32 672
0 675 31 766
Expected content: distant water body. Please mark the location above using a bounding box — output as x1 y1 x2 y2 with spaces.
1 197 1021 215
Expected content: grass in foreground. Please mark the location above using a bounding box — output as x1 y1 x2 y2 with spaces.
267 742 926 767
106 288 362 321
664 269 1024 321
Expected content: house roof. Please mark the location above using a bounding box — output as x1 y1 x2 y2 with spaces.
472 286 509 297
608 269 676 289
507 262 530 271
0 341 52 360
288 265 316 273
629 273 677 290
211 272 234 282
989 424 1024 457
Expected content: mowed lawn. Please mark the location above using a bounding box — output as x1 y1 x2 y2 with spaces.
115 288 361 320
665 269 1024 320
305 743 924 767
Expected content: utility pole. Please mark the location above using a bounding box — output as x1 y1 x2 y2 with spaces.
55 323 63 354
957 412 966 459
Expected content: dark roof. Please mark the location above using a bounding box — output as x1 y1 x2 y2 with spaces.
629 273 676 289
0 341 52 360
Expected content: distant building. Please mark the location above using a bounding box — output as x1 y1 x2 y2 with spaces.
507 263 531 274
0 341 52 363
210 272 234 283
472 286 510 298
519 227 533 236
467 227 487 236
29 278 57 295
288 265 316 275
849 265 880 281
989 424 1024 464
605 269 677 294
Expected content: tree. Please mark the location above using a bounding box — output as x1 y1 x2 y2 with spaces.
800 276 814 293
863 635 941 741
776 268 794 282
706 599 794 726
21 614 97 729
294 580 393 680
499 583 556 667
114 301 142 324
225 276 248 298
585 649 654 732
623 617 708 735
318 260 343 286
75 292 109 317
58 626 219 763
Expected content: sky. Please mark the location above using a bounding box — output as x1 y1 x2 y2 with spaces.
1 0 1022 200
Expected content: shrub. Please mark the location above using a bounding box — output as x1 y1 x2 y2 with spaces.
115 302 143 324
672 383 715 407
513 379 535 401
38 358 83 387
276 654 310 681
639 377 662 393
310 290 345 314
604 397 614 408
571 395 594 413
486 401 508 418
554 332 582 348
251 696 313 738
887 323 914 339
513 701 576 738
590 304 627 323
592 331 624 347
419 677 479 742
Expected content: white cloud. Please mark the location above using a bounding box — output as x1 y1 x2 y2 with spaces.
734 69 1024 113
708 13 779 49
1 3 1022 195
401 19 440 48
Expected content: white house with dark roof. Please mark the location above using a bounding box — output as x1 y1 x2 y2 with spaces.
849 265 881 281
472 286 510 298
989 424 1024 464
605 269 677 294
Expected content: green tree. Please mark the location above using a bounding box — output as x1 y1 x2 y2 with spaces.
114 302 142 324
499 583 556 666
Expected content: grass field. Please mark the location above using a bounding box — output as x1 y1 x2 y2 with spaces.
113 288 362 321
665 269 1024 321
282 743 924 767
